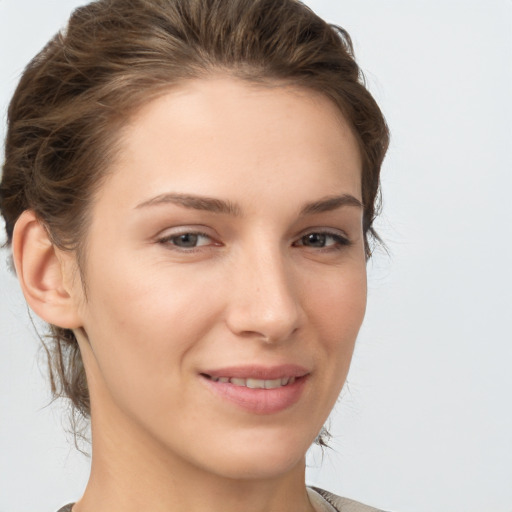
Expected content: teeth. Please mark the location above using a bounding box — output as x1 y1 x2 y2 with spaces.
265 378 283 389
245 378 264 389
209 375 297 388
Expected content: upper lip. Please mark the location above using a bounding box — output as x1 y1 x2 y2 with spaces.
201 364 310 380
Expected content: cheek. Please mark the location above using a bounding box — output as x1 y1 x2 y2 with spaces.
304 260 367 340
78 247 231 397
84 248 205 331
302 259 367 390
78 256 197 391
77 265 204 431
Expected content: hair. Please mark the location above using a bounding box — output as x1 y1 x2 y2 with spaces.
0 0 389 441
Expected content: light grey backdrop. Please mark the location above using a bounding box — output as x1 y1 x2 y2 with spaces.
1 1 511 512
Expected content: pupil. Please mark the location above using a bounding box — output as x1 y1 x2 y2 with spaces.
176 234 198 247
306 233 326 247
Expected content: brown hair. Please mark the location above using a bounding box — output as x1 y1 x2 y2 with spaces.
0 0 389 433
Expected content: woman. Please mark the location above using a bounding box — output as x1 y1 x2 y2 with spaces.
0 0 389 511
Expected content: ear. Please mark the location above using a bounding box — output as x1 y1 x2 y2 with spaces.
12 210 83 329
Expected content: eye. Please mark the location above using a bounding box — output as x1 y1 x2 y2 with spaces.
294 231 350 249
159 232 214 249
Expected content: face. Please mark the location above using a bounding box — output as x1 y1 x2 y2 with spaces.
72 77 366 480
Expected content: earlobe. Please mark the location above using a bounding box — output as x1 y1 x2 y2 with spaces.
12 210 83 329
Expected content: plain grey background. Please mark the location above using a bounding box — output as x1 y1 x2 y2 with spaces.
1 1 511 511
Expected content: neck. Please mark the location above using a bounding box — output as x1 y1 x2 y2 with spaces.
73 401 316 512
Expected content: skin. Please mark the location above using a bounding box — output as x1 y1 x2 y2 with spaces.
14 77 366 512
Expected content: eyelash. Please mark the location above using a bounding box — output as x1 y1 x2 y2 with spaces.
293 231 352 250
157 229 351 252
157 231 216 252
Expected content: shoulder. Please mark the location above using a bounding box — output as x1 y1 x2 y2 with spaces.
308 486 389 512
56 505 74 512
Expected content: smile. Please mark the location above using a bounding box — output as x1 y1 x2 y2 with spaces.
205 376 296 389
200 366 309 414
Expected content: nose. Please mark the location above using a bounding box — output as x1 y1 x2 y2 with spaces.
225 245 303 344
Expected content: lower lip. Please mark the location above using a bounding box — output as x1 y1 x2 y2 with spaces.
201 375 308 414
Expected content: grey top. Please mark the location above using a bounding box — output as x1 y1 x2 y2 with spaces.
310 487 387 512
56 487 387 512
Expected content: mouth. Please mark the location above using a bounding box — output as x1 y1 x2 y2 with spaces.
201 374 298 389
199 365 310 414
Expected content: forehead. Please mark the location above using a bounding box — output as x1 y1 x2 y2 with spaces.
98 76 362 212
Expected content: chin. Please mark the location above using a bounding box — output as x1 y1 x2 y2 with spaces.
209 453 305 481
189 428 315 481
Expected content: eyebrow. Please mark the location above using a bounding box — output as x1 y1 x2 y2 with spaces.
299 194 364 215
135 192 363 216
135 192 242 216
